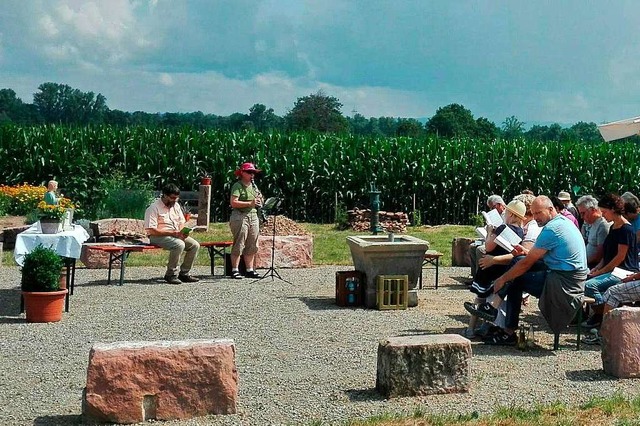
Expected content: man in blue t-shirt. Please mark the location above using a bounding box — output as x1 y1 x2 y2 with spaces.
467 195 588 345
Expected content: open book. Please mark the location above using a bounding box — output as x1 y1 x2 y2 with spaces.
494 226 522 252
475 227 488 240
180 225 207 235
611 267 635 280
481 209 504 227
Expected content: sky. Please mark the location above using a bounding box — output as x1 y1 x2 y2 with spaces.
1 0 639 125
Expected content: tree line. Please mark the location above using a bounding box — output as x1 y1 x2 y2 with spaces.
0 82 613 142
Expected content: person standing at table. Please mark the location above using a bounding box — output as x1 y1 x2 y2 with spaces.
44 180 58 205
144 183 200 284
229 162 263 279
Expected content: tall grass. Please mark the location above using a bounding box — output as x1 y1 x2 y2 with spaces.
1 124 639 223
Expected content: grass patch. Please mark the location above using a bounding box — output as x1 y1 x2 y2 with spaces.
341 394 640 425
1 223 475 267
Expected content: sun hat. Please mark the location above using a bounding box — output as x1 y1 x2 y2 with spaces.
234 162 261 177
506 199 526 220
557 191 572 201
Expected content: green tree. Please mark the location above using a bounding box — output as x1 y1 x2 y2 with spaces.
426 103 477 138
285 90 348 133
501 115 525 140
396 118 424 137
567 121 600 142
33 82 108 124
248 103 280 132
474 117 499 141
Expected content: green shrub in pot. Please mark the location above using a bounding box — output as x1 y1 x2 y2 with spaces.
21 245 63 292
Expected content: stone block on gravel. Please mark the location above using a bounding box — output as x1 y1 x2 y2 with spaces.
83 339 238 424
376 334 471 398
601 307 640 378
451 237 473 267
254 235 313 268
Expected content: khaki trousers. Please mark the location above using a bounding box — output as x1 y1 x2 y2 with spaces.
149 235 200 276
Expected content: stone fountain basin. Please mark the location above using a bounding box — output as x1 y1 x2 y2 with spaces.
346 234 429 308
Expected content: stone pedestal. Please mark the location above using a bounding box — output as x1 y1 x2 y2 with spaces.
452 237 474 267
347 235 429 308
83 339 238 424
254 235 313 268
376 334 471 398
198 184 211 228
601 307 640 378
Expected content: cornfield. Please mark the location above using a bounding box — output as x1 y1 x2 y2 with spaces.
1 124 639 224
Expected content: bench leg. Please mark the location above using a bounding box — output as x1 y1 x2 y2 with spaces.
553 333 560 350
435 258 439 290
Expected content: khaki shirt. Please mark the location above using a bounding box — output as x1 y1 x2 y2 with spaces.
144 199 185 233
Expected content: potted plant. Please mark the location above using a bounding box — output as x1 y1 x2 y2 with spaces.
37 198 75 234
21 244 67 322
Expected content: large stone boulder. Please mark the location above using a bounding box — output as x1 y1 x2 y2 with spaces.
83 339 238 424
90 218 147 239
601 307 640 378
80 243 122 269
2 225 30 250
452 237 473 267
376 334 471 398
254 235 313 268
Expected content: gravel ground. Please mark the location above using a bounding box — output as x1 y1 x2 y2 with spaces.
0 264 637 426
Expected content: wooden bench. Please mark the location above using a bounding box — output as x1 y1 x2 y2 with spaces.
87 244 161 286
553 295 596 351
200 241 234 276
419 250 444 289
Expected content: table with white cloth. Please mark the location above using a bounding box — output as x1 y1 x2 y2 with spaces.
14 223 90 312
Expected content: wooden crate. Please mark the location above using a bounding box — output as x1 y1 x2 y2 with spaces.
377 275 408 310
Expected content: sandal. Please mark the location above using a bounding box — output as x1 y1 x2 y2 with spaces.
230 271 243 279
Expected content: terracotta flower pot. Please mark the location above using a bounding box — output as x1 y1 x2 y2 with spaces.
22 290 68 323
201 177 212 185
59 267 67 290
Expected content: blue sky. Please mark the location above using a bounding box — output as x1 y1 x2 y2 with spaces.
1 0 639 125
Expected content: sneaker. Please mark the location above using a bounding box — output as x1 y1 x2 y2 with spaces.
581 313 602 329
230 271 243 279
164 275 182 285
178 273 200 283
582 329 601 345
483 329 517 346
462 328 477 339
464 301 498 322
245 270 261 279
470 281 494 298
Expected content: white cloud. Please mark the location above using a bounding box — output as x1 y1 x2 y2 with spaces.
158 73 173 86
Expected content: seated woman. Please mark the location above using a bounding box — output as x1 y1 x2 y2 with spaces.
551 195 579 228
462 199 526 338
583 193 639 329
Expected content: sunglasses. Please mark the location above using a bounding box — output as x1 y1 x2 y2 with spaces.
242 170 256 175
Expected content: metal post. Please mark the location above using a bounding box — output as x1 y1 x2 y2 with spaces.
369 182 382 235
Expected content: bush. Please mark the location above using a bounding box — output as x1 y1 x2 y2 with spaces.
93 172 155 220
0 193 10 216
21 245 63 292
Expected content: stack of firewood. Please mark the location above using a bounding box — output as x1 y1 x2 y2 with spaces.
347 208 409 233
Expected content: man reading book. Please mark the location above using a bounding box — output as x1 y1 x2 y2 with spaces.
144 183 200 284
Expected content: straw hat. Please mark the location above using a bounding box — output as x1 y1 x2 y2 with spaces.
506 200 527 220
557 191 572 201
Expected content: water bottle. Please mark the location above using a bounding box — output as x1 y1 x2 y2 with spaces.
347 294 355 305
517 324 527 351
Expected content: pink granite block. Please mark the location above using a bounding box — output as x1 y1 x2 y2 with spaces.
83 339 238 424
601 307 640 378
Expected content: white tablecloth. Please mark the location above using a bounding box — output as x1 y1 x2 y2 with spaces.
14 223 90 266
